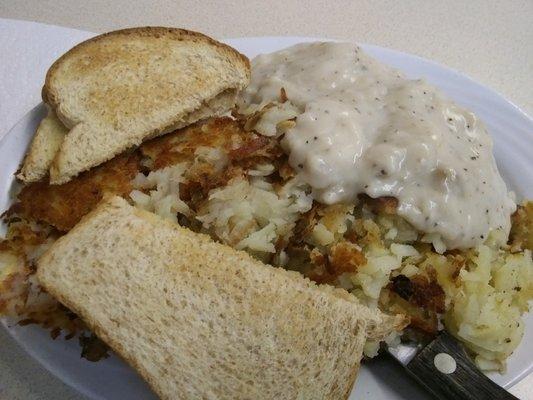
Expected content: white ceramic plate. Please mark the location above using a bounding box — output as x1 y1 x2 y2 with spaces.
1 36 532 400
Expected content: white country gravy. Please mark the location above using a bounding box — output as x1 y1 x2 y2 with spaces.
238 42 516 250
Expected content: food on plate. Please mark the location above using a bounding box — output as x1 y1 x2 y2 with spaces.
17 109 68 183
37 196 406 400
234 42 533 369
13 153 140 231
3 114 531 371
0 26 531 395
17 27 250 184
239 42 515 251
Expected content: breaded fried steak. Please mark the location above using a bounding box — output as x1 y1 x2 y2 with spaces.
13 153 141 231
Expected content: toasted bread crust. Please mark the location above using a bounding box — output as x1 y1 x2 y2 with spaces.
42 27 250 108
17 108 68 182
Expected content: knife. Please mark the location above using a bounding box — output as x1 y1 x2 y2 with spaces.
386 331 519 400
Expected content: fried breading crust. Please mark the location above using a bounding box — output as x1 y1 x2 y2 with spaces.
11 153 141 231
141 117 281 170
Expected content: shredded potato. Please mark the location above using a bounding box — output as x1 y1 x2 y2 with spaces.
1 116 531 370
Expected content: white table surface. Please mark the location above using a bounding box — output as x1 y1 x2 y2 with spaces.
0 2 531 398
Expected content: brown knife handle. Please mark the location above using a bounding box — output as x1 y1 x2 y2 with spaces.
404 332 519 400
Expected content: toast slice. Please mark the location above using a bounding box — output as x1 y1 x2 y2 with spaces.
17 108 68 182
37 196 406 400
40 27 250 184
